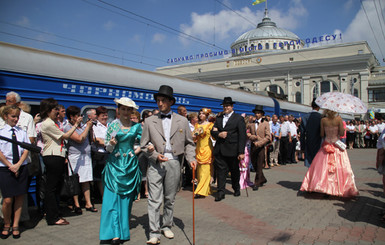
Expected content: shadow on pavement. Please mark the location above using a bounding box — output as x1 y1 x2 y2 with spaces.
130 214 189 244
277 181 302 191
270 232 292 242
366 182 383 189
335 195 385 227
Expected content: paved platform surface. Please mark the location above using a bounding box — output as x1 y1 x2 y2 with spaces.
2 148 385 245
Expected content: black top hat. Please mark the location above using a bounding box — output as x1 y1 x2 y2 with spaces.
220 97 235 105
252 105 265 114
154 85 175 105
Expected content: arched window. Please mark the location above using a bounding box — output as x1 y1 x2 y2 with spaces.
265 43 269 49
313 80 339 98
258 43 263 50
265 85 285 95
354 89 359 97
295 92 301 103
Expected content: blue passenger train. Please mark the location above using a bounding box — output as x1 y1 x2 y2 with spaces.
0 42 348 120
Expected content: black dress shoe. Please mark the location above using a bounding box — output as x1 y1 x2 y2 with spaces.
215 193 225 202
233 190 240 197
252 185 259 191
111 238 120 244
74 207 83 215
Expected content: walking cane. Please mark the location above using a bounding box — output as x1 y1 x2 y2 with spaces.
192 166 196 245
245 184 249 197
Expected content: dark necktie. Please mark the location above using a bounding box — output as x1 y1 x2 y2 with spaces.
161 114 171 119
11 128 20 164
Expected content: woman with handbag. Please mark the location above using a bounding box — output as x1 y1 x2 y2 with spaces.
300 109 359 197
40 98 83 226
99 97 144 244
63 106 96 214
0 106 30 239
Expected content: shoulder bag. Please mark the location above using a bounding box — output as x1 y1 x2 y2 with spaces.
60 158 81 197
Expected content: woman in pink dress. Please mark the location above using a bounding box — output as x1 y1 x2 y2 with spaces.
300 109 359 197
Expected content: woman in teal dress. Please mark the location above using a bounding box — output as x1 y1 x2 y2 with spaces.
99 97 142 244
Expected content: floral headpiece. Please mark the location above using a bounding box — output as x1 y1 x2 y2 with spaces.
201 108 212 116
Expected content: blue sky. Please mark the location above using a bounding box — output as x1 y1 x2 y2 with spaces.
0 0 384 71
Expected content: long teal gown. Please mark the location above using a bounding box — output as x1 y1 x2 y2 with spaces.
99 120 142 241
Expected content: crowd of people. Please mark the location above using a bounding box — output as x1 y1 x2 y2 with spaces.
0 88 384 244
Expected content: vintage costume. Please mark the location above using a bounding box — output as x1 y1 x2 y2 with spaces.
194 122 214 196
99 120 142 241
300 126 359 197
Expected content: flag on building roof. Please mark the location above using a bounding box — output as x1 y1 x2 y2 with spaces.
252 0 266 5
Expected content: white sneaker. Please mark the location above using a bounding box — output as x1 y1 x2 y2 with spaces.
162 229 174 239
146 237 160 244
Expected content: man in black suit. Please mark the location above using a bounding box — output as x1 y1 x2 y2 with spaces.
211 97 246 202
300 98 322 167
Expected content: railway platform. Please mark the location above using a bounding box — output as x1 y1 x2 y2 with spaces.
2 148 384 245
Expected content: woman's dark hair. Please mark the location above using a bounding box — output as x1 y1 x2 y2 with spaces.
311 98 319 109
96 106 108 116
66 106 81 121
141 110 152 121
40 98 58 119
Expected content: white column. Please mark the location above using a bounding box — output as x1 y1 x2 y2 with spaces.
286 76 293 102
360 71 369 104
302 76 310 105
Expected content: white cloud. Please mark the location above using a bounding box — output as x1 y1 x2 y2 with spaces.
344 0 354 12
152 33 166 43
16 16 30 27
103 20 115 31
179 0 307 46
131 34 142 44
341 0 385 63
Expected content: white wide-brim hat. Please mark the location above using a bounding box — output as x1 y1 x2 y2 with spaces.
114 97 139 109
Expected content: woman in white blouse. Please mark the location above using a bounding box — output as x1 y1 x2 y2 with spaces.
40 98 82 226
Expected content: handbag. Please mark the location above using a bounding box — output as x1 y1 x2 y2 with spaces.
334 140 347 151
60 158 81 197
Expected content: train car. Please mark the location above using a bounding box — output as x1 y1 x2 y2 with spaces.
0 42 311 120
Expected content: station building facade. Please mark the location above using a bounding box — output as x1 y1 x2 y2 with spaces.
157 12 385 119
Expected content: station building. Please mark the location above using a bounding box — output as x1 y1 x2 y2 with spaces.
156 10 385 119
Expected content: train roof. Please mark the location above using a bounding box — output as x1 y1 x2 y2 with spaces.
0 42 274 107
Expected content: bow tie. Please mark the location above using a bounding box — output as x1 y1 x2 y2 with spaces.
161 114 171 119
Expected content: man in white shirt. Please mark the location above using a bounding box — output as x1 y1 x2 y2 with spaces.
287 115 298 163
377 119 385 135
369 122 379 148
279 115 290 164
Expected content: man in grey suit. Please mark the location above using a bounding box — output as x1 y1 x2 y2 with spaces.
141 85 196 245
